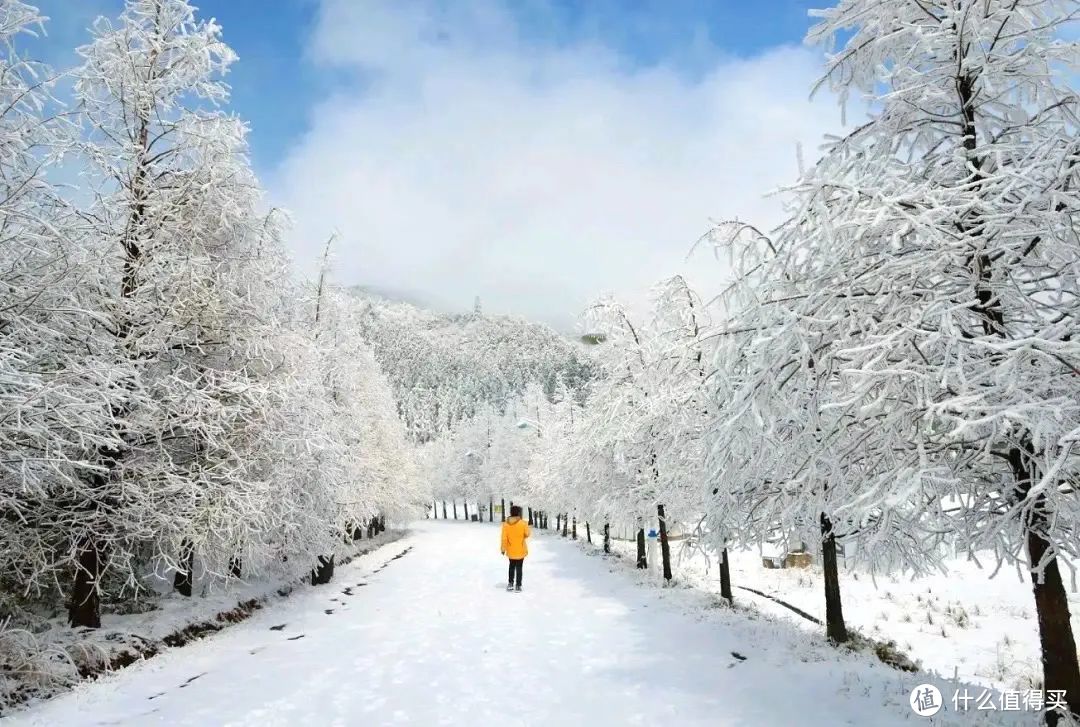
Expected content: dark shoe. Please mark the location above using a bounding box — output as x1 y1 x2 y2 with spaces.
514 585 522 592
506 583 514 592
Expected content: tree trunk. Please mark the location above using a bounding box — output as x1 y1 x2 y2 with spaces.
528 507 534 526
501 498 506 522
562 514 569 538
489 498 493 522
311 554 335 585
657 504 673 581
229 556 243 579
572 516 577 540
68 536 102 628
1027 518 1080 724
453 501 458 520
636 528 647 569
378 515 386 533
586 522 592 544
820 512 848 643
1010 440 1080 725
950 65 1080 720
603 523 610 553
463 501 469 521
719 548 733 604
442 501 447 519
555 513 561 532
173 539 195 597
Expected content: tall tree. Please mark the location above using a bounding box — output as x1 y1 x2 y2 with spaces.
744 0 1080 715
69 0 287 620
0 1 129 622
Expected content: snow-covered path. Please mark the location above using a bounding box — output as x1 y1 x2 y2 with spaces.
10 522 1014 726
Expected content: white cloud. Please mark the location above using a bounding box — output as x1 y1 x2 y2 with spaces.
271 0 847 330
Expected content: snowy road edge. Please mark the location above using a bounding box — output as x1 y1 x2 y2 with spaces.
2 529 411 717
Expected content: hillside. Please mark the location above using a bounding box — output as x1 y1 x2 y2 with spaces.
350 291 594 441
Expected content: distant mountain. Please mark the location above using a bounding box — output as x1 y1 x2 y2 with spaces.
348 290 594 441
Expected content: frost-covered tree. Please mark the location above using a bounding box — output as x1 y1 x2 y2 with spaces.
62 0 298 623
710 0 1080 715
647 276 729 594
563 282 726 582
0 0 426 641
519 379 576 524
295 250 425 582
0 1 133 621
572 298 661 568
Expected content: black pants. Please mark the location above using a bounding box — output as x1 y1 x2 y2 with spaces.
507 558 523 587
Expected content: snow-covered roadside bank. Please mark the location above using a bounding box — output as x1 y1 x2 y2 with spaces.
1 530 407 716
561 526 1066 698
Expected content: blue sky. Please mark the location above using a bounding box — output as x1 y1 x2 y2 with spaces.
28 0 837 328
33 0 822 174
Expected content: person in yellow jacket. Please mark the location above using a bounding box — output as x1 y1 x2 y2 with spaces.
500 505 530 592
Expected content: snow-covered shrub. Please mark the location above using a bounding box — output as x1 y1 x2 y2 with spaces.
0 622 80 712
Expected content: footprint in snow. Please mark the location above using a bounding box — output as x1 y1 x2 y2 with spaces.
325 609 334 615
178 672 206 688
287 634 305 641
726 651 748 668
269 623 287 631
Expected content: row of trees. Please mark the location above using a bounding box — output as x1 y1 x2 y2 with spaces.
424 285 714 579
427 1 1080 722
0 0 424 630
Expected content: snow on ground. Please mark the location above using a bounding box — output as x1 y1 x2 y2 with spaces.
8 521 1030 726
79 530 406 643
601 533 1067 697
1 531 404 712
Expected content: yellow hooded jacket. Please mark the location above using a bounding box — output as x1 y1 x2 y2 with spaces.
501 516 530 559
